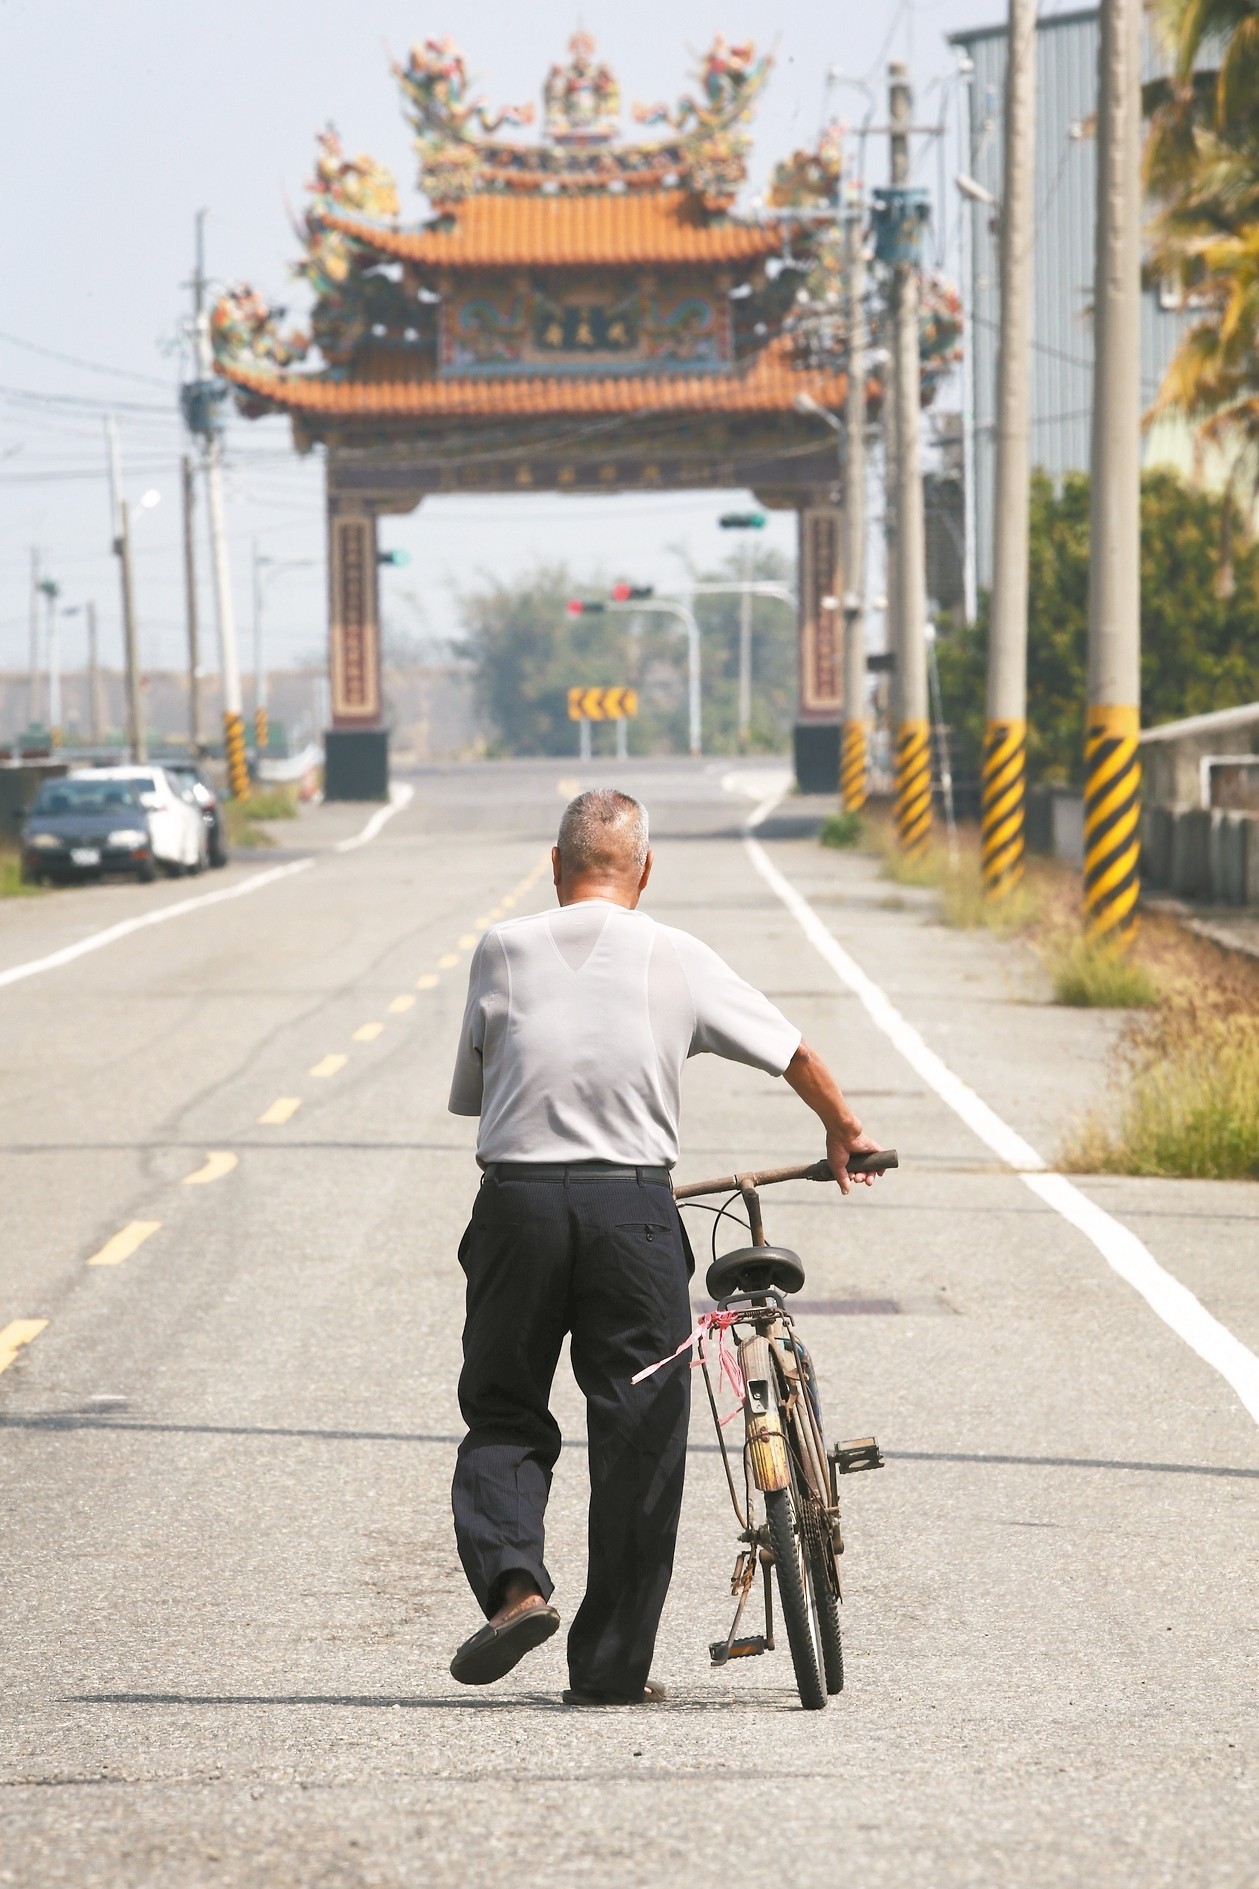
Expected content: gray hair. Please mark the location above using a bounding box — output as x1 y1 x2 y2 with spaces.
556 789 650 873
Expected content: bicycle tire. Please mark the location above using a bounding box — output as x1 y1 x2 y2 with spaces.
801 1489 844 1695
765 1485 826 1710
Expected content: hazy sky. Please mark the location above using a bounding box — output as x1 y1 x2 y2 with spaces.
0 0 1005 700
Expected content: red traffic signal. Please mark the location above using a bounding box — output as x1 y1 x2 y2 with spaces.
567 598 605 615
610 582 655 602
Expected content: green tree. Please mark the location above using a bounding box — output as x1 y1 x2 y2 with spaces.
935 467 1259 785
455 546 798 758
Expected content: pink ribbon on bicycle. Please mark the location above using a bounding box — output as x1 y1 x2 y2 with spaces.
631 1309 745 1423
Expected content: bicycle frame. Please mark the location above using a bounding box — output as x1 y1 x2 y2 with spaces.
674 1156 892 1689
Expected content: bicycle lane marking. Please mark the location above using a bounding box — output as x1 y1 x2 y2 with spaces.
0 783 416 995
742 791 1259 1430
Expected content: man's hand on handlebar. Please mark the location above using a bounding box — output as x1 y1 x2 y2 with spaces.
826 1129 885 1195
784 1038 883 1198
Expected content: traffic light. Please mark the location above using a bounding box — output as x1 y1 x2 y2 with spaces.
567 599 605 615
377 548 412 567
719 511 766 529
610 582 655 602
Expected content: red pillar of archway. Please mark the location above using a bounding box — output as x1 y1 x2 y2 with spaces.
794 504 844 793
324 495 389 801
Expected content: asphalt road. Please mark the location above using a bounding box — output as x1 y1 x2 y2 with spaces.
2 759 1256 1888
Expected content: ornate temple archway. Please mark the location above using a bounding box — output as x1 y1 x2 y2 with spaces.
213 32 878 796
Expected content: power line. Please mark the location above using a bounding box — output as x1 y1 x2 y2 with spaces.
0 330 173 391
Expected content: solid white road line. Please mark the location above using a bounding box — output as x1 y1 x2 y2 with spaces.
333 781 415 852
0 784 417 996
743 791 1259 1429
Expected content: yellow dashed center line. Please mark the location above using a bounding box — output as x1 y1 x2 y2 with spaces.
183 1151 238 1186
354 1022 385 1042
415 973 440 991
437 953 460 970
388 995 415 1013
0 1319 48 1376
310 1054 348 1079
87 1220 162 1268
259 1096 302 1125
456 933 479 950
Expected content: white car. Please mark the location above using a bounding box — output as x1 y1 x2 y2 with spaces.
70 766 209 876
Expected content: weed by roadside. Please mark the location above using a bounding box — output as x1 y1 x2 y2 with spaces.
819 810 863 849
223 783 300 850
1041 932 1161 1008
938 852 1045 937
0 850 44 898
242 785 299 821
1062 979 1259 1180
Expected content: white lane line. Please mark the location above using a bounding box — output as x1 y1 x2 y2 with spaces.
0 858 314 994
333 781 415 852
743 790 1259 1429
0 784 417 996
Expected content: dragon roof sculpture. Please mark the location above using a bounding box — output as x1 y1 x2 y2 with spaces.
392 30 771 211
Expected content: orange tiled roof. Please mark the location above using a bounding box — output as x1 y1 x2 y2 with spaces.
318 190 783 269
221 338 846 420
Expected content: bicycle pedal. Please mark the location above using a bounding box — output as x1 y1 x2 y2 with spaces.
830 1437 884 1475
709 1636 768 1665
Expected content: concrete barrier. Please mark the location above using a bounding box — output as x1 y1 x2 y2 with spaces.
1140 803 1259 907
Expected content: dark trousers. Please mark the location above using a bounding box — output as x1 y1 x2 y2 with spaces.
451 1172 693 1699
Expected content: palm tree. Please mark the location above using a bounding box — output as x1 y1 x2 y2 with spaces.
1145 0 1259 499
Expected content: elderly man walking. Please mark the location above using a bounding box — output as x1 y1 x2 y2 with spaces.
447 788 879 1704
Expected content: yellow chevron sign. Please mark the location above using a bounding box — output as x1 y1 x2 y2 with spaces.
567 686 639 721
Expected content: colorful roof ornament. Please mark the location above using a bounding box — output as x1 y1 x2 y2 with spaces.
769 123 844 211
544 32 621 145
385 31 770 210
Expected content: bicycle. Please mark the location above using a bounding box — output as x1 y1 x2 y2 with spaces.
670 1152 897 1711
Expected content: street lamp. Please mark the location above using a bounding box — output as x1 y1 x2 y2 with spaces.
568 591 703 757
252 546 318 755
718 510 767 748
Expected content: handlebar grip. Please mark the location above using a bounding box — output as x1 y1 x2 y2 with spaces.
835 1148 899 1176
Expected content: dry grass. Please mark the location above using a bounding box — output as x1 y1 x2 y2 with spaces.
224 783 300 850
819 810 864 850
1041 933 1161 1008
0 850 44 898
242 785 300 821
1062 972 1259 1180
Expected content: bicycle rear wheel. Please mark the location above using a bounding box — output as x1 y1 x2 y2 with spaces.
765 1485 826 1710
800 1490 844 1695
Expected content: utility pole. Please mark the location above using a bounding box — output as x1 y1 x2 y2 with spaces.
28 547 42 729
1085 0 1143 944
251 539 269 754
86 600 104 746
888 61 932 859
106 416 147 764
186 210 249 800
737 543 753 747
40 579 62 735
841 190 869 814
182 454 204 754
983 0 1037 900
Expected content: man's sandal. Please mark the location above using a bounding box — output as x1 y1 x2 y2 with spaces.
561 1678 667 1706
450 1603 560 1686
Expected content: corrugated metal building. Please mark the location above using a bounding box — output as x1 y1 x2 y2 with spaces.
951 7 1191 593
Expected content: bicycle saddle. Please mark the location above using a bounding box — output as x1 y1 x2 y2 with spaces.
706 1244 806 1300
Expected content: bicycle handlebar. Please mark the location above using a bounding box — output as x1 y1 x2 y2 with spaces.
672 1149 898 1200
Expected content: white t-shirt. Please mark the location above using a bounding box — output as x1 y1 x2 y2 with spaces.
448 898 801 1166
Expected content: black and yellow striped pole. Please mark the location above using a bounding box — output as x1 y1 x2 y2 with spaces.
254 704 269 755
1084 706 1140 943
1084 0 1142 946
981 719 1027 892
893 718 932 858
887 64 932 860
224 708 250 803
983 0 1036 900
841 192 868 817
841 717 867 814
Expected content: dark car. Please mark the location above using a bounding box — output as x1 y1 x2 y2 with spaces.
21 778 157 884
164 761 228 868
